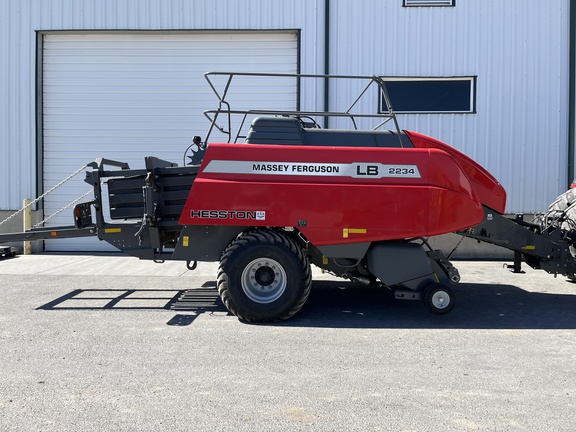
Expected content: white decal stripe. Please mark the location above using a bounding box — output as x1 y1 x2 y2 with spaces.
203 160 421 179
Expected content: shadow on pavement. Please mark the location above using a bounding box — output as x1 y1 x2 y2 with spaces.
37 283 226 310
285 280 576 329
36 280 576 329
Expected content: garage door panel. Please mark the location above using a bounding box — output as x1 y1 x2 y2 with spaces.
43 31 298 252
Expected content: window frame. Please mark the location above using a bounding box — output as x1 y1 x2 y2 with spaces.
380 76 477 114
403 0 456 7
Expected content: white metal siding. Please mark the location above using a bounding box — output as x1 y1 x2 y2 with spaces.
0 0 37 212
42 31 298 251
330 0 570 213
0 0 572 238
0 0 325 213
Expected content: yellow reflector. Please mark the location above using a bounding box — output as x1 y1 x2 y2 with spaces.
343 228 367 238
104 228 122 234
522 245 536 250
183 236 189 247
348 228 367 234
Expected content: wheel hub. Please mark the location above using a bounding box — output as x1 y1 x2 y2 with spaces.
254 266 275 286
241 258 287 304
431 290 451 309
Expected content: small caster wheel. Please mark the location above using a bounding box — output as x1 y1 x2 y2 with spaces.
424 283 455 314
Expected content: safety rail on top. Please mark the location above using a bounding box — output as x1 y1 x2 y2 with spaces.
201 72 403 146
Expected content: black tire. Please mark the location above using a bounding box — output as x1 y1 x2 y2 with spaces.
424 283 455 315
217 230 312 322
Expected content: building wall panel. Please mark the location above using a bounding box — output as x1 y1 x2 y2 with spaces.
0 0 572 218
0 0 325 212
329 0 570 212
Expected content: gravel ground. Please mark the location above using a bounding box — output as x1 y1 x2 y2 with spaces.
0 254 575 431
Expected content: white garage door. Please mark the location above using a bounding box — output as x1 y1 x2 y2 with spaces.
42 31 298 251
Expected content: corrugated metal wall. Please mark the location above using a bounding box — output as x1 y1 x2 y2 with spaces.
0 0 38 211
0 0 571 214
0 0 325 211
330 0 570 212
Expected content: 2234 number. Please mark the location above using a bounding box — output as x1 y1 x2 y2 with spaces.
388 167 416 175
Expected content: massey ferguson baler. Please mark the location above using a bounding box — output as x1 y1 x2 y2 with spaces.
1 72 576 322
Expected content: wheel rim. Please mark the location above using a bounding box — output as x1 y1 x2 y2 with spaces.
430 290 451 310
241 258 287 304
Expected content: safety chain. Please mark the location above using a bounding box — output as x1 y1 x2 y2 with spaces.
0 164 90 228
33 189 93 228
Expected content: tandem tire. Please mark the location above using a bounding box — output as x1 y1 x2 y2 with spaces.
424 283 455 315
217 230 312 323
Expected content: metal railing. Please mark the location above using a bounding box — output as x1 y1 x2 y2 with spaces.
201 72 403 145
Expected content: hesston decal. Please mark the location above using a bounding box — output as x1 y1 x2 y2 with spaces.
190 210 266 220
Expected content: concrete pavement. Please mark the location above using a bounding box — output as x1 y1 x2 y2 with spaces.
1 253 575 431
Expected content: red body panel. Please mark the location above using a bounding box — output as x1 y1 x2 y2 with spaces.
406 131 506 213
179 134 503 246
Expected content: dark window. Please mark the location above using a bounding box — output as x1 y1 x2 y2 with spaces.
403 0 455 6
381 77 476 114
